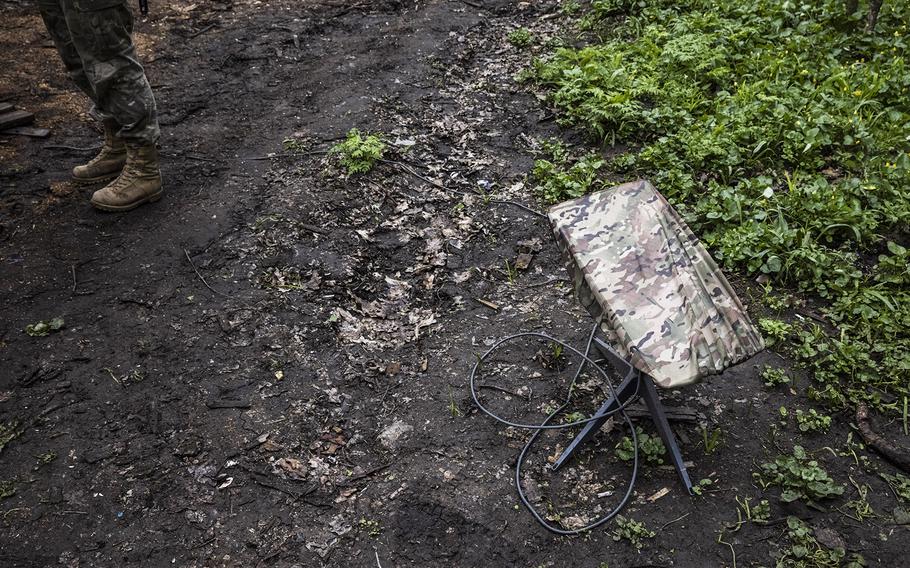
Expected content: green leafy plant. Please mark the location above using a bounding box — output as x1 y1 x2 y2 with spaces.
563 411 586 424
762 366 792 388
282 137 312 154
616 426 666 465
700 425 723 455
610 515 655 550
758 318 794 348
532 143 604 204
775 517 865 568
755 446 844 504
0 480 14 501
358 517 382 537
449 388 462 418
795 409 832 433
36 451 56 467
0 421 22 454
529 0 910 415
508 28 534 48
728 496 771 530
25 317 64 337
880 471 910 502
742 497 771 523
692 477 714 496
331 129 386 174
838 478 874 522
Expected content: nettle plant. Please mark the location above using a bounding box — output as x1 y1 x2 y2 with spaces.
755 445 845 504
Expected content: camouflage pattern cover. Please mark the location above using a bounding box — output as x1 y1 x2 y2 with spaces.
38 0 160 145
548 180 764 389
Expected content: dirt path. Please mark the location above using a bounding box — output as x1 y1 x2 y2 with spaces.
1 1 906 566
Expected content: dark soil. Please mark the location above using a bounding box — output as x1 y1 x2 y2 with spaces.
1 1 907 567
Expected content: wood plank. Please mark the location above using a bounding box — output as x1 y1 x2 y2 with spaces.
0 126 51 138
0 102 13 114
0 110 34 130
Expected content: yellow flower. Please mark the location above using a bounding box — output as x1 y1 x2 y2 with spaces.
853 89 862 97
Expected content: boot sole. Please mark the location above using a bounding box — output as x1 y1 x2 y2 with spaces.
91 190 163 212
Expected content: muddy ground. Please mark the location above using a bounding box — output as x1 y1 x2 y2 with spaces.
1 1 907 566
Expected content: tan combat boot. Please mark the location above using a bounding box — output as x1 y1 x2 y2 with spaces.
90 143 163 212
72 119 127 183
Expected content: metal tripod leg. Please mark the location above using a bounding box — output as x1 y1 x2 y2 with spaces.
551 368 639 471
551 338 694 494
640 375 694 495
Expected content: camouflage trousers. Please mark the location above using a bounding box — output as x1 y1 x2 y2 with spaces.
37 0 159 145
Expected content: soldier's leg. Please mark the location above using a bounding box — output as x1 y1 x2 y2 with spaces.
62 0 162 210
37 0 95 99
39 0 127 183
62 0 159 146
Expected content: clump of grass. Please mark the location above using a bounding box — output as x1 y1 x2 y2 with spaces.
529 0 910 413
331 128 386 174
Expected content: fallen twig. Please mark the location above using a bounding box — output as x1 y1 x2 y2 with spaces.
856 403 910 473
247 150 329 161
659 512 690 531
474 298 499 310
184 248 230 297
300 223 328 235
189 23 218 38
339 463 392 486
528 277 569 288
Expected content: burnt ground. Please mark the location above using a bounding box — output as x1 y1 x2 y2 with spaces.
1 1 908 567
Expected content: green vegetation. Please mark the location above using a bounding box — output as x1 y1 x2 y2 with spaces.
739 496 771 523
880 471 910 502
775 517 866 567
762 366 792 388
758 318 794 348
755 445 845 504
331 129 386 174
507 27 534 48
531 140 604 203
692 477 714 496
358 517 382 537
615 426 666 464
610 515 655 550
0 480 14 501
0 421 21 454
25 317 65 337
795 408 832 433
528 0 909 413
700 425 723 454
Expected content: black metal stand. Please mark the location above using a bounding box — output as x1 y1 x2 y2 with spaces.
552 338 694 495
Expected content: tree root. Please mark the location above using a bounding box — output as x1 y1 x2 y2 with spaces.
856 403 910 474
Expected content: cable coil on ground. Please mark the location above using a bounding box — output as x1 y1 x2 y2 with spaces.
469 323 643 535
